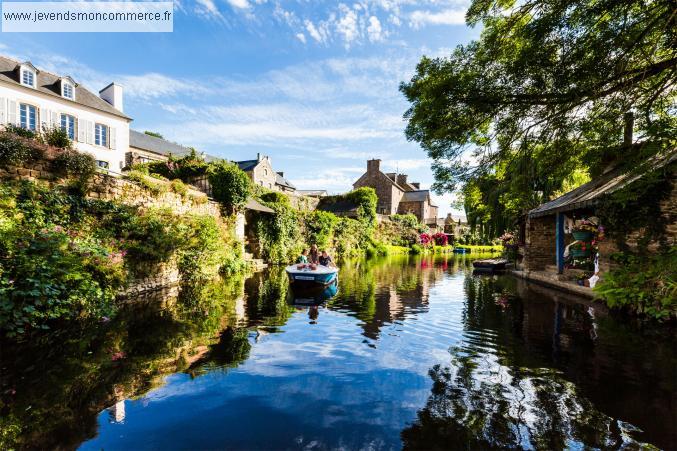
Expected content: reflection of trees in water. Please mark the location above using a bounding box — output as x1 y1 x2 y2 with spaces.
243 266 294 327
0 275 248 450
330 256 455 340
402 275 652 450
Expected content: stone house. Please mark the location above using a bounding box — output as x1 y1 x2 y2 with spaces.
520 151 676 295
126 130 216 167
353 159 438 224
444 214 470 238
236 154 296 193
0 55 131 172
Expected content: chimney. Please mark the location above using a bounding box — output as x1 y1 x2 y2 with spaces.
412 182 420 189
257 153 261 162
99 83 124 112
367 159 381 174
623 111 634 147
396 174 408 185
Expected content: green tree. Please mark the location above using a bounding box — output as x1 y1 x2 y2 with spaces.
401 0 676 233
207 161 252 214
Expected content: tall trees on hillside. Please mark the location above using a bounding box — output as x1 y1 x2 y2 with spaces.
401 0 676 237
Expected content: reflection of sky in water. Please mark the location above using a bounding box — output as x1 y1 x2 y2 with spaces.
79 259 676 450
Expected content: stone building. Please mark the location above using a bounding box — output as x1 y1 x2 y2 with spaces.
352 159 438 224
444 214 470 237
236 154 296 193
126 130 212 166
519 151 675 296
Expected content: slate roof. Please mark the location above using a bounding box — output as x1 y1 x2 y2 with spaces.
276 173 295 189
528 150 676 218
130 130 221 162
236 160 258 172
297 190 328 197
0 55 131 120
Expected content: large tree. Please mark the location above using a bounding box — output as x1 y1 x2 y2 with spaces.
401 0 676 206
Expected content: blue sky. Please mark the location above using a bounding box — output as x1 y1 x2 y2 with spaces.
0 0 480 217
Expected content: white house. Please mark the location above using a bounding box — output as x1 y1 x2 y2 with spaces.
0 55 131 172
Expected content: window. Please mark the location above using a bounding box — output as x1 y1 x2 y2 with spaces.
95 123 108 147
19 103 37 131
60 114 76 140
21 69 35 87
264 169 268 176
63 83 74 99
96 160 109 169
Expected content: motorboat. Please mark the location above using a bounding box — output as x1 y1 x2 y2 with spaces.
285 264 338 286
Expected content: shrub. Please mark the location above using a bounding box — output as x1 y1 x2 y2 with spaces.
170 179 188 197
306 210 338 248
594 249 676 320
410 244 424 254
125 170 169 196
392 213 419 229
208 161 251 214
0 132 43 167
432 232 448 246
4 124 35 139
42 127 72 149
52 149 96 182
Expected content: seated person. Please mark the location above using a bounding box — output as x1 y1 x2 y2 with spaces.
296 249 309 264
309 244 320 264
318 250 336 268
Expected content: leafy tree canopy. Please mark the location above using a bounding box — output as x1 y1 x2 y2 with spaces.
401 0 676 237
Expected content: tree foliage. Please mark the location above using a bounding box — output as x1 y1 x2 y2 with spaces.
401 0 676 236
207 161 252 214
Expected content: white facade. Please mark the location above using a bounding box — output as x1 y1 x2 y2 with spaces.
0 77 130 172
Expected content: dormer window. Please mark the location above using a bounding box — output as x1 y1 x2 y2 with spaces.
63 82 74 99
21 68 35 88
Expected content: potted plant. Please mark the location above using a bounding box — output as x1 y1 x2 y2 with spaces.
572 219 597 241
569 241 591 258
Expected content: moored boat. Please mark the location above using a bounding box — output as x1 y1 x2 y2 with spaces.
472 258 508 272
453 247 469 254
285 264 338 286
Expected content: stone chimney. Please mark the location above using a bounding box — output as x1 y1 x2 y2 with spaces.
257 153 261 162
367 159 381 174
396 174 408 185
411 182 420 189
99 83 124 112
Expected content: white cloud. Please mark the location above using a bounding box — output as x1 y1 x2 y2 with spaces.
367 16 384 42
194 0 223 21
226 0 250 9
295 33 307 44
336 4 359 47
305 20 327 43
409 9 466 29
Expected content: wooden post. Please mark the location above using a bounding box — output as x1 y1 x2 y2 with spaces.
556 213 565 274
624 111 634 147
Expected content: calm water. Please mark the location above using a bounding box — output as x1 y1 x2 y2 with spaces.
1 256 675 450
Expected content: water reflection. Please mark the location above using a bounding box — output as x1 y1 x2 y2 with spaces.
1 256 675 450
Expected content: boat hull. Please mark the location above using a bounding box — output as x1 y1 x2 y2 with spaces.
472 259 508 272
286 265 338 286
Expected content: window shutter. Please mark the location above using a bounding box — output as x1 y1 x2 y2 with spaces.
78 118 86 142
8 100 17 125
86 121 93 144
0 97 5 124
109 127 116 149
40 108 49 131
51 111 59 128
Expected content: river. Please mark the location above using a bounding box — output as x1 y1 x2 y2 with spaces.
1 255 675 450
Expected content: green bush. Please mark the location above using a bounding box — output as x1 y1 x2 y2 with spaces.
208 161 252 214
410 244 424 254
170 178 188 197
306 210 338 248
595 249 676 320
52 149 96 182
0 131 44 167
43 127 72 149
125 170 170 196
4 124 35 139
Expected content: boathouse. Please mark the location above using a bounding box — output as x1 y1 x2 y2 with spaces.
519 150 676 295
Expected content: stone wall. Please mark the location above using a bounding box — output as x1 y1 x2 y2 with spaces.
353 159 401 215
524 215 556 271
0 159 221 218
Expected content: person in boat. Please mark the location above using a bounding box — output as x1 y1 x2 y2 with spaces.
309 244 320 264
296 249 309 264
318 250 336 268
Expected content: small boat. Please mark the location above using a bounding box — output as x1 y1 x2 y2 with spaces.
453 247 469 254
290 278 338 305
472 258 508 272
285 264 338 286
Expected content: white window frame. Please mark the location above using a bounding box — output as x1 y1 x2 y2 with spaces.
21 69 36 88
94 123 108 147
19 103 37 131
62 82 74 100
60 114 76 140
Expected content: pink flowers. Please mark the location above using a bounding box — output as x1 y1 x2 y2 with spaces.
419 233 432 246
432 232 448 246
